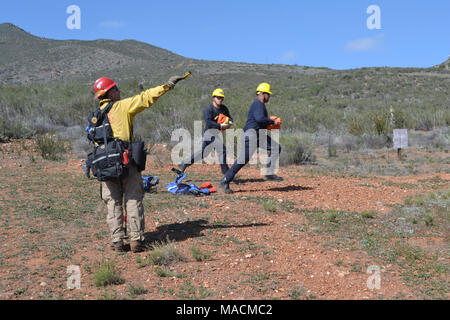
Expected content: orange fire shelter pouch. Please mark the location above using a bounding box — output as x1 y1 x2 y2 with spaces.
267 116 282 130
215 113 230 124
200 182 216 193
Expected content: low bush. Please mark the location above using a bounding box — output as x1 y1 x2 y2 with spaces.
371 109 390 135
279 135 316 166
146 238 185 266
0 118 33 142
94 260 125 287
347 114 365 136
328 144 338 157
361 211 376 219
262 199 277 213
35 134 68 160
190 244 212 262
127 283 148 297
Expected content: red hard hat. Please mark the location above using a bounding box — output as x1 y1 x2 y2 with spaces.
93 77 117 99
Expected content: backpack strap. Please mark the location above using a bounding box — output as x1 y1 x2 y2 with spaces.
101 101 115 147
101 100 115 117
100 101 119 182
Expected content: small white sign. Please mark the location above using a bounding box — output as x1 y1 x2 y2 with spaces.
393 129 408 149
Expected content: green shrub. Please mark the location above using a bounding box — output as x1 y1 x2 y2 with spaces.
146 238 184 266
128 283 148 297
361 210 376 219
412 196 425 206
414 112 435 131
135 255 148 269
328 144 337 157
279 135 316 166
0 118 33 141
35 134 68 160
327 211 339 223
154 266 176 277
392 107 411 129
190 244 212 262
371 110 390 135
424 214 434 226
262 199 277 213
347 115 365 136
94 260 125 287
288 286 308 300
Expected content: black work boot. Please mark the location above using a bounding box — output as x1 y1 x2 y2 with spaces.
130 240 147 253
264 175 284 182
218 177 233 194
110 240 126 252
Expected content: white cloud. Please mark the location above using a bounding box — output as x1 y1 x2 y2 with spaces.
345 34 384 52
99 21 125 28
279 50 299 64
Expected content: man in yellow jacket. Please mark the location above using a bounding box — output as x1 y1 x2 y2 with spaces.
92 74 188 252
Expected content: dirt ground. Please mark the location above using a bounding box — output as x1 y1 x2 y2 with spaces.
0 140 448 300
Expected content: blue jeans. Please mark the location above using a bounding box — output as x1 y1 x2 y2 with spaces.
181 131 229 174
225 130 281 181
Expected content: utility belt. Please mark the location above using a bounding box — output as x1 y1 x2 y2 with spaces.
87 139 147 182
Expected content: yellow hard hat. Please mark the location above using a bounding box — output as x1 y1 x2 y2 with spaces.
212 88 225 98
256 82 272 95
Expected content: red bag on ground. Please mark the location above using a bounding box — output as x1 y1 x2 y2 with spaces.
201 182 216 193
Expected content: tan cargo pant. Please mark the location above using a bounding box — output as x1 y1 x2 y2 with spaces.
102 164 145 243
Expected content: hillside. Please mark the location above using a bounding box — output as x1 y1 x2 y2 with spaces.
0 23 191 85
0 23 449 149
0 23 330 86
432 56 449 71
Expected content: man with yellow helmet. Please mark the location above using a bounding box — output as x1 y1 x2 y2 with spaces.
178 88 233 174
219 82 283 194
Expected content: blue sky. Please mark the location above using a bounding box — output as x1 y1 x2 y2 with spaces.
1 0 448 69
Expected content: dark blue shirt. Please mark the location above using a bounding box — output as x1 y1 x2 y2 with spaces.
203 104 233 132
243 99 275 132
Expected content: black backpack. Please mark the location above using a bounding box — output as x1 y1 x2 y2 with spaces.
87 101 115 144
86 101 129 181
